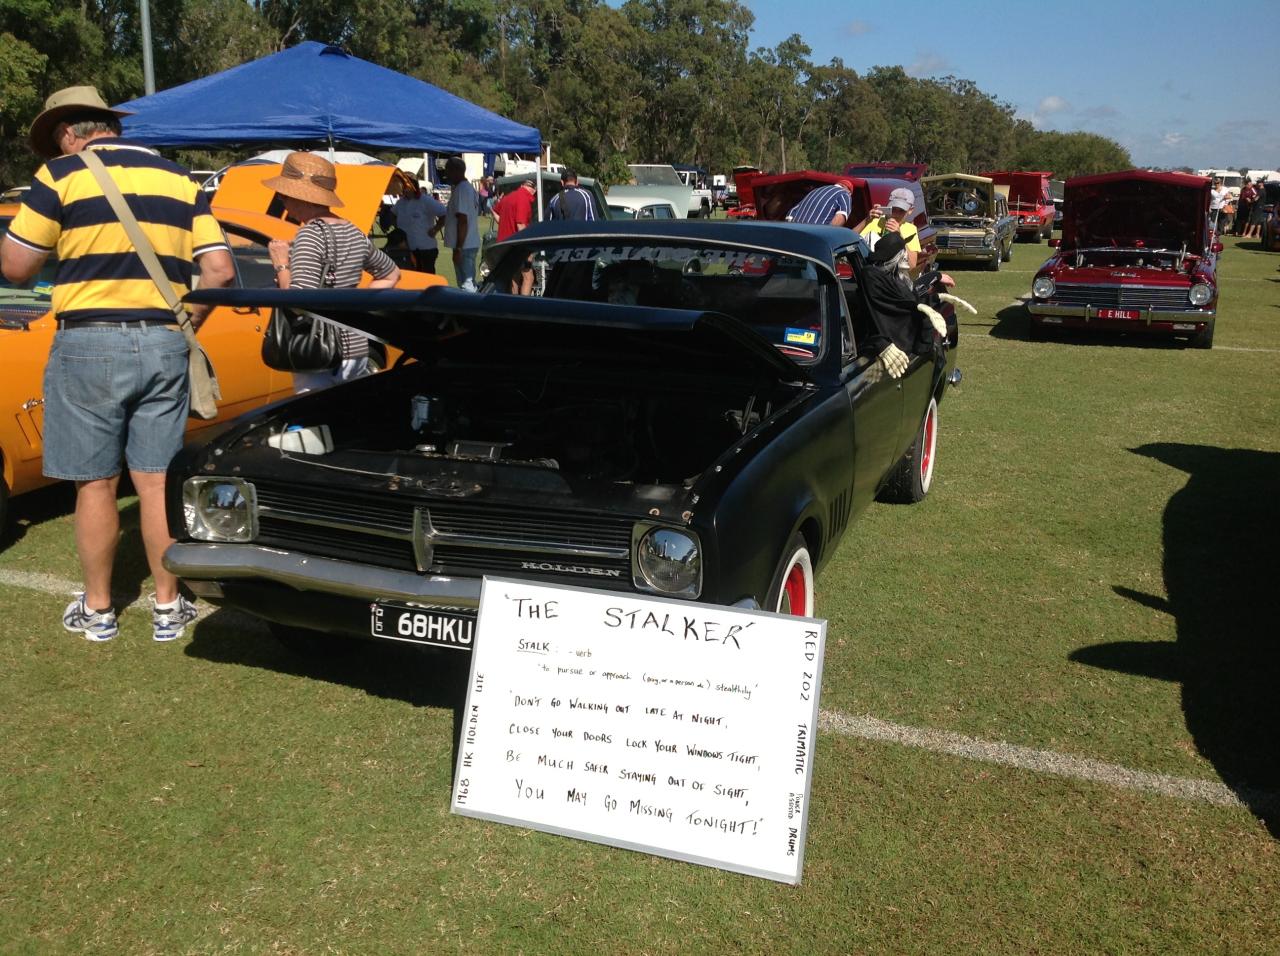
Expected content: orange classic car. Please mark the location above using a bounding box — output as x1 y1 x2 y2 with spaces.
0 161 443 528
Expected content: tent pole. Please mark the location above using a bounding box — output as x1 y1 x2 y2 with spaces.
534 159 546 295
535 160 544 224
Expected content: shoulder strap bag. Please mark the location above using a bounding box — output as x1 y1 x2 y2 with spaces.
79 149 221 420
260 220 343 372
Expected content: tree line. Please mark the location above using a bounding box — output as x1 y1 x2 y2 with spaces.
1 0 1133 188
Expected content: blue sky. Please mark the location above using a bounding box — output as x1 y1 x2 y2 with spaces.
737 0 1278 171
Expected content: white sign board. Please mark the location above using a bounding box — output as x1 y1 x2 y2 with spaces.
451 577 826 884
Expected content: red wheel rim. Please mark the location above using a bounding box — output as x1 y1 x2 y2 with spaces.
782 564 808 616
920 404 936 485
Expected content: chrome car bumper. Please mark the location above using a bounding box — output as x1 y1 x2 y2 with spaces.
935 248 998 262
1029 303 1215 323
163 542 483 607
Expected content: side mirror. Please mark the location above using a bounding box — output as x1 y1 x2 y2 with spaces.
1048 238 1061 248
1212 241 1224 254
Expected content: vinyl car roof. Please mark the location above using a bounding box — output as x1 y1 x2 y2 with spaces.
504 219 865 270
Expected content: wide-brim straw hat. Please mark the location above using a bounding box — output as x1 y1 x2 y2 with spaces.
262 152 344 208
29 86 134 158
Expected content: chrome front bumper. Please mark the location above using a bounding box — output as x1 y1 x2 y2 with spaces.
1029 303 1215 324
163 542 483 607
935 247 997 262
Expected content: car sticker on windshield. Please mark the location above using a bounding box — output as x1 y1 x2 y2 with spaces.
544 245 756 270
784 328 818 346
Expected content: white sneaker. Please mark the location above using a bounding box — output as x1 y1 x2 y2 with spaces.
63 593 118 642
151 594 199 642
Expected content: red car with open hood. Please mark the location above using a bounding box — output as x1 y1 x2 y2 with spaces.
1027 170 1221 348
981 170 1055 242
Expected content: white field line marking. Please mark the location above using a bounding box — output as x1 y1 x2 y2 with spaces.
818 710 1272 809
0 567 1267 809
0 567 218 621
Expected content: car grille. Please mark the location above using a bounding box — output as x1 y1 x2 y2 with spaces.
251 479 635 581
1050 284 1193 309
937 234 988 250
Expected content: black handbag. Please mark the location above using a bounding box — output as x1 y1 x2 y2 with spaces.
261 221 343 372
261 308 342 372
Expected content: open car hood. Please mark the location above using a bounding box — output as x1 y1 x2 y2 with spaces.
749 173 871 225
213 163 403 234
1063 172 1209 253
185 286 813 384
921 174 995 218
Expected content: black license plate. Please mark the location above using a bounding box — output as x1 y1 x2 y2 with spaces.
370 601 476 650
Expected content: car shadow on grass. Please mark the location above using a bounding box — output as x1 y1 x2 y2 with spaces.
184 609 472 773
989 302 1032 339
1070 443 1280 837
1 480 75 550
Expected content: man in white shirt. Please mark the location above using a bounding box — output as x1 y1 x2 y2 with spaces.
443 157 482 290
393 184 446 273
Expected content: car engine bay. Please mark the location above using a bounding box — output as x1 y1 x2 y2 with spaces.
250 362 801 488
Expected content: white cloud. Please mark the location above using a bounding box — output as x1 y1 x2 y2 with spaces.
845 19 873 36
905 53 951 77
1161 132 1188 148
1018 96 1077 129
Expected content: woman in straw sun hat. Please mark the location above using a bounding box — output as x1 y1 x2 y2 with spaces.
265 151 400 392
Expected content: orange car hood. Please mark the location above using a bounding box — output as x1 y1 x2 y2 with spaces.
213 163 396 233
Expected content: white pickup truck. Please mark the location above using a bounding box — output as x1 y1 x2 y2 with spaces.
673 165 715 218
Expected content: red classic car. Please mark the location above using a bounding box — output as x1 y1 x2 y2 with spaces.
1027 170 1221 348
740 172 938 273
726 166 764 218
981 170 1055 242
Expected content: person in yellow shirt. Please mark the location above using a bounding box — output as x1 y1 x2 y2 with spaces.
855 187 921 276
0 86 234 643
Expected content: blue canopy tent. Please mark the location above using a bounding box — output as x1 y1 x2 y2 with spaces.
115 41 541 155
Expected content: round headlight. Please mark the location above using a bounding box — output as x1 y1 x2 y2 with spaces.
982 232 995 247
1032 276 1056 299
1188 283 1213 307
636 528 701 595
184 478 257 542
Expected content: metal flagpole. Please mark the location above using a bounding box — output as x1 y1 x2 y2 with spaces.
139 0 156 95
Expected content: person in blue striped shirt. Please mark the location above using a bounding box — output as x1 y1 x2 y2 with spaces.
548 170 599 221
785 178 855 226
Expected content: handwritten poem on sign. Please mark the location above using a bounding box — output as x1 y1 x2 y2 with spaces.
450 577 826 885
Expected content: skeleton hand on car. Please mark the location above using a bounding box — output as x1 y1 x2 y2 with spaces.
878 343 910 379
917 304 948 337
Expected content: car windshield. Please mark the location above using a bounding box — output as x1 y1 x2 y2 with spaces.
0 217 56 310
629 165 684 187
487 239 828 362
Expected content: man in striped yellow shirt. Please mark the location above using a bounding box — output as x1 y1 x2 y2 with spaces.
0 86 235 643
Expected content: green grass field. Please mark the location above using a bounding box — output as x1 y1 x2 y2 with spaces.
2 235 1277 954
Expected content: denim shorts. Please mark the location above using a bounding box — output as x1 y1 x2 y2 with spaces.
42 324 190 481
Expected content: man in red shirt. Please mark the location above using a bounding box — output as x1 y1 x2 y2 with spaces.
493 178 537 294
